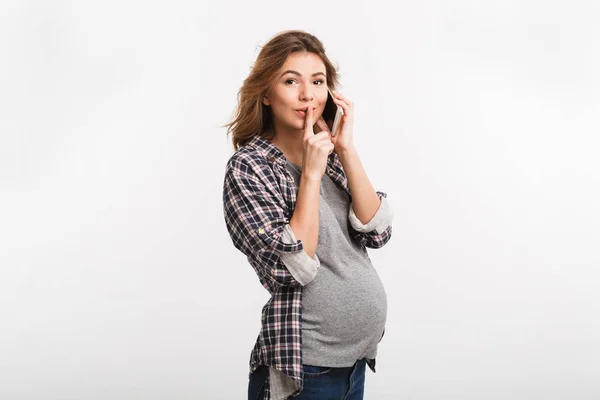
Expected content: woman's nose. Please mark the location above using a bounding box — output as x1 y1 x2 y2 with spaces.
300 87 314 101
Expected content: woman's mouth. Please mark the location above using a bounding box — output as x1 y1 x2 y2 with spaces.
295 107 316 118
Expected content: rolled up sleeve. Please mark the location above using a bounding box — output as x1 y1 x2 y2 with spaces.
347 191 394 249
279 224 320 285
349 193 394 234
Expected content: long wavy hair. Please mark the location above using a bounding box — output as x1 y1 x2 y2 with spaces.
223 30 341 151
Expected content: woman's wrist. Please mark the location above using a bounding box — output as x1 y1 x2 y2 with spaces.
337 145 358 163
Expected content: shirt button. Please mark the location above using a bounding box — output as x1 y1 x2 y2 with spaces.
269 156 276 163
258 228 265 234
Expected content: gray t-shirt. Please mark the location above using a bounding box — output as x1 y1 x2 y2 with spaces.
284 160 387 368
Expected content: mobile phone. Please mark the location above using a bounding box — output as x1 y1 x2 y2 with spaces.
322 88 344 137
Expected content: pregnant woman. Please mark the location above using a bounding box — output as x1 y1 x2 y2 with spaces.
222 29 394 400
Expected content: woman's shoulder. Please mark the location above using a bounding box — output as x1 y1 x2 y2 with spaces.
223 144 285 202
224 143 282 192
225 145 268 174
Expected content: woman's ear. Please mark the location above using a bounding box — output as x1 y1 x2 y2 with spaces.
262 96 270 106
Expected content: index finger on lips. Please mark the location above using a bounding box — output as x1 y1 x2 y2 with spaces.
303 107 314 139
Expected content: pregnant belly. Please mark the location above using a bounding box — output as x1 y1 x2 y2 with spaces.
301 267 387 344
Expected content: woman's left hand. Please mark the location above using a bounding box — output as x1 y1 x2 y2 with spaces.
315 91 354 154
315 91 355 153
330 91 355 153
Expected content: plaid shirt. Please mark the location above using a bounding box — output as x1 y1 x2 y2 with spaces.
222 135 392 399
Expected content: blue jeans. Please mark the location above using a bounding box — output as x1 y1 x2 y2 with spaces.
248 358 367 400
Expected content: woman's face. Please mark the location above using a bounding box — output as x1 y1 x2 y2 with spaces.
263 52 328 135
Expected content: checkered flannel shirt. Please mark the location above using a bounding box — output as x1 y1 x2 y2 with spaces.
222 135 393 399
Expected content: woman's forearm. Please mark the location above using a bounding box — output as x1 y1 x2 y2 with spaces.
338 147 381 224
289 175 321 258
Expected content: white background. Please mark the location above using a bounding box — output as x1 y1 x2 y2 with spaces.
1 1 599 399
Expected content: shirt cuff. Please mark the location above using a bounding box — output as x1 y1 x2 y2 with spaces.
348 194 393 234
278 224 320 286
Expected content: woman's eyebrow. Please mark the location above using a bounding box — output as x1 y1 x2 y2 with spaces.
281 70 326 78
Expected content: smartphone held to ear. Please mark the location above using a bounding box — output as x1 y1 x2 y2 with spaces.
322 88 344 137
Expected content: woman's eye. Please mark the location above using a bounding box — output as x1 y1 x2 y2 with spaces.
284 79 325 85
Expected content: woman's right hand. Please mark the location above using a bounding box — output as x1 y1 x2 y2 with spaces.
302 107 334 181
